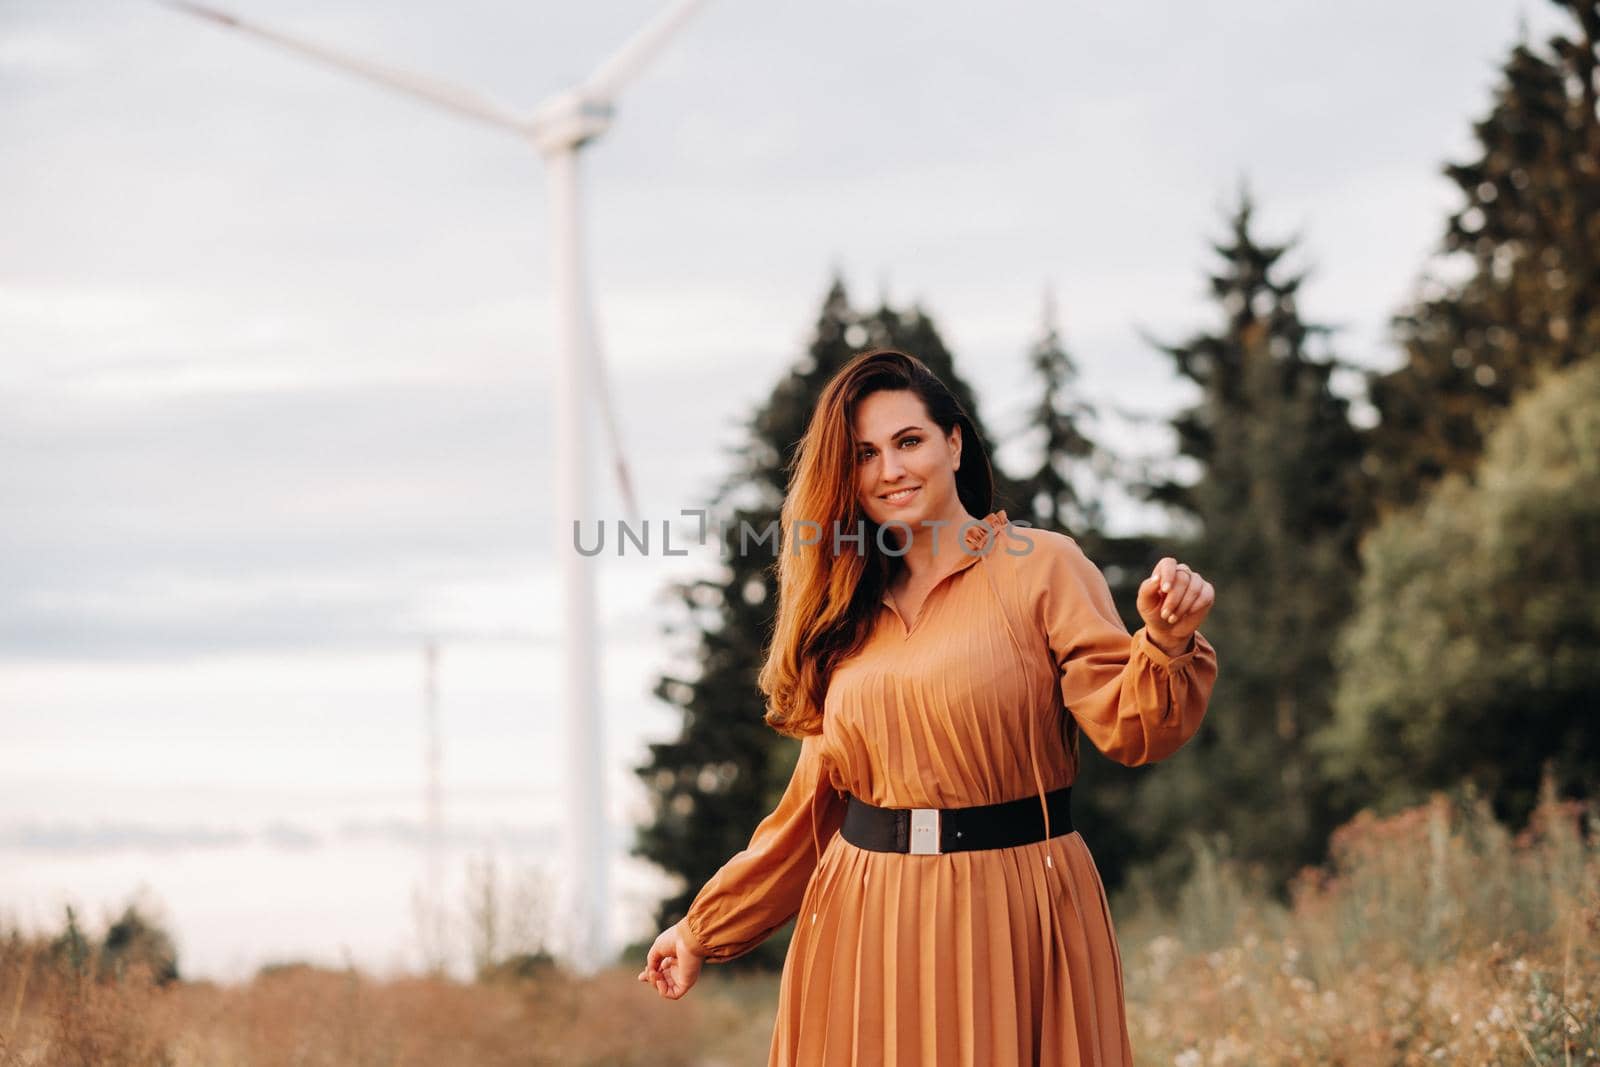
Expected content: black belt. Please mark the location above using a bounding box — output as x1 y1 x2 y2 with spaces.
841 786 1073 855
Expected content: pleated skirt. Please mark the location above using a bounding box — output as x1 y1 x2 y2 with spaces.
769 830 1133 1066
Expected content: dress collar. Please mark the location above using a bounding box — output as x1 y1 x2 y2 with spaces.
879 509 1010 608
962 509 1010 553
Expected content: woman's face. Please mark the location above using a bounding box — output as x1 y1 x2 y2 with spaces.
852 389 963 533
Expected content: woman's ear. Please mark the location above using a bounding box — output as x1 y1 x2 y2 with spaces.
949 424 962 470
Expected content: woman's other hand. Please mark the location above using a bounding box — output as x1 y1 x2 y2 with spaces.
638 919 706 1000
1137 557 1215 656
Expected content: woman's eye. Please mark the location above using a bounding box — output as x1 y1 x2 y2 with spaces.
857 435 921 460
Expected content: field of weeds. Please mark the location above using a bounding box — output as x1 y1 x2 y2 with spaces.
1118 780 1600 1065
2 781 1595 1066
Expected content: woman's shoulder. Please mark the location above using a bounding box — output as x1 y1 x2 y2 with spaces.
987 522 1090 579
984 523 1120 628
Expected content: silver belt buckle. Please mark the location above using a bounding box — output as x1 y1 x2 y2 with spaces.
908 807 941 855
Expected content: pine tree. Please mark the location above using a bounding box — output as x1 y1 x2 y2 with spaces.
632 275 1017 968
1008 289 1159 617
1015 290 1103 537
1365 0 1600 516
1135 188 1370 897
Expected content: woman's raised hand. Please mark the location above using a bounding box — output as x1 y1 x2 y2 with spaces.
1136 557 1215 656
638 919 706 1000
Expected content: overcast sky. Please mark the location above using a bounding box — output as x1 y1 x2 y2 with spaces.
0 0 1565 978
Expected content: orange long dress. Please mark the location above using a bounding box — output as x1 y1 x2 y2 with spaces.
683 510 1218 1066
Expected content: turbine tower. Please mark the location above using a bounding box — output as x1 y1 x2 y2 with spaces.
422 636 444 973
156 0 711 972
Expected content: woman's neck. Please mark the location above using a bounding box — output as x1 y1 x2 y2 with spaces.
892 505 981 583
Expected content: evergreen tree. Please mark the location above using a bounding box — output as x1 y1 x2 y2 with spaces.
1134 188 1370 897
1365 0 1600 516
1015 290 1104 537
99 902 180 986
632 275 1016 969
1008 290 1160 617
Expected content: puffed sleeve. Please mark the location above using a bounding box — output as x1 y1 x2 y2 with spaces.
1030 531 1218 767
682 732 847 963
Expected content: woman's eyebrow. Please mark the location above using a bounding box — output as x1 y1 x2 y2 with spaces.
858 425 924 447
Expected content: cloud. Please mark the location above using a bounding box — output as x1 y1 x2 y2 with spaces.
0 816 570 854
0 29 91 76
336 818 561 850
0 820 253 852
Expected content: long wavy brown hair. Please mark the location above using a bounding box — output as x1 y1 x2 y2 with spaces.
759 349 997 738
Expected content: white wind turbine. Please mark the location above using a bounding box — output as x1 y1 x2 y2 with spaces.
156 0 711 972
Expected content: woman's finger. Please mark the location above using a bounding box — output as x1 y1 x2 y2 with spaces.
1160 568 1193 621
1139 559 1172 618
1179 581 1215 626
1173 574 1207 619
1152 557 1177 594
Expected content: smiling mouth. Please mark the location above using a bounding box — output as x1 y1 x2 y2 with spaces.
881 487 920 502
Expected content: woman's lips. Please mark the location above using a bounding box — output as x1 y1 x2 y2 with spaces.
880 486 920 506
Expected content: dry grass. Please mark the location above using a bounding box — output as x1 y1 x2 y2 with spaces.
0 946 781 1067
2 777 1594 1066
1117 775 1600 1065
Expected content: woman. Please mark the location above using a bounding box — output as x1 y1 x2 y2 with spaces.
638 348 1218 1065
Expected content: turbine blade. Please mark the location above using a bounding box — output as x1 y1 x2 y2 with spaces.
586 325 642 524
155 1 529 134
578 0 710 103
